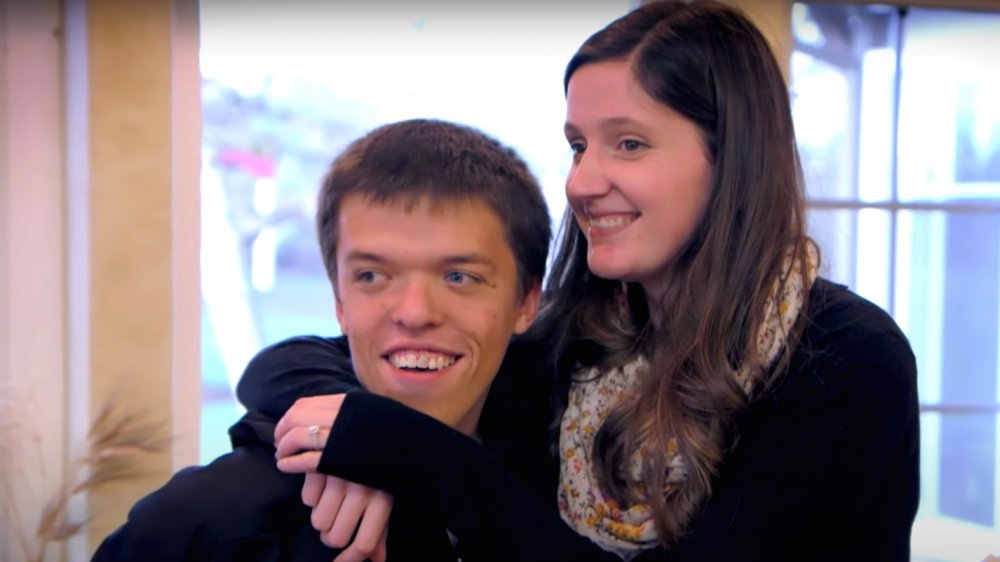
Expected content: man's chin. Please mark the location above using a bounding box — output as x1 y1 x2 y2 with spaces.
393 396 464 429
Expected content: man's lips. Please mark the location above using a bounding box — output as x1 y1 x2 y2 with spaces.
384 349 460 371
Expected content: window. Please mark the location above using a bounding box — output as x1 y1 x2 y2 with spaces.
198 3 634 462
792 4 1000 560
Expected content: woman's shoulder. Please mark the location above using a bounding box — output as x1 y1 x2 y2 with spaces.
785 277 917 395
803 278 913 357
706 276 920 560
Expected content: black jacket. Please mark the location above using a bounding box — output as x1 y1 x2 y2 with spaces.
236 278 920 562
90 368 459 561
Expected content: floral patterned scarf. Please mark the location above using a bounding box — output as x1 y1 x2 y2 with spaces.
557 244 819 558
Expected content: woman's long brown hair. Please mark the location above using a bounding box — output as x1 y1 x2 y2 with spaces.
533 0 816 547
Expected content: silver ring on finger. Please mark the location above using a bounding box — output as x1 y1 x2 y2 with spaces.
307 424 321 450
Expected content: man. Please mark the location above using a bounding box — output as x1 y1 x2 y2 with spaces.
92 118 552 561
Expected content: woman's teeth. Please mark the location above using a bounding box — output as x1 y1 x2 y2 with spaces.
590 215 633 228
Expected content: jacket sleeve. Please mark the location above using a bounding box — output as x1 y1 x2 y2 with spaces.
316 391 624 562
235 335 364 421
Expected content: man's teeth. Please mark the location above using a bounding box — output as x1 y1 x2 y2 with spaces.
590 215 633 228
389 351 457 370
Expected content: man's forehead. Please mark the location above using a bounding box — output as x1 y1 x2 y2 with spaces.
353 191 492 216
337 194 512 257
331 192 521 279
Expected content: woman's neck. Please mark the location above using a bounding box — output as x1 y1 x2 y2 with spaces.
641 281 669 328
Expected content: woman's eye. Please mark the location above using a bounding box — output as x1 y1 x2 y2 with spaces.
568 140 586 155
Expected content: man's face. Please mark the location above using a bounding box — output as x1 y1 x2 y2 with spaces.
334 194 540 436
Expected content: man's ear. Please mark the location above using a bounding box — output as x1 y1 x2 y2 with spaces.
513 280 542 335
333 285 348 334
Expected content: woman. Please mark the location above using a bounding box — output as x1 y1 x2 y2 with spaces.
260 2 919 560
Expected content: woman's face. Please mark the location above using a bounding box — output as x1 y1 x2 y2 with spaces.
564 59 712 300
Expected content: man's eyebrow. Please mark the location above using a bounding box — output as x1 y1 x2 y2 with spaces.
342 250 387 264
440 254 497 270
342 251 497 270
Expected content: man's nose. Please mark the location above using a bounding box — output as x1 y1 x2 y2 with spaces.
389 277 443 330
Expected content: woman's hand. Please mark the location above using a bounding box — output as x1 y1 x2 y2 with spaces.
275 394 393 562
303 473 393 562
274 394 346 471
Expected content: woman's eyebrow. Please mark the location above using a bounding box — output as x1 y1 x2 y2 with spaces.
565 116 652 136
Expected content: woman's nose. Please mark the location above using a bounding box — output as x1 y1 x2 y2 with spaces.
565 149 609 200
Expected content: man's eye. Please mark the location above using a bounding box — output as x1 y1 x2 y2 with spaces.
444 271 479 285
355 270 382 283
620 139 643 151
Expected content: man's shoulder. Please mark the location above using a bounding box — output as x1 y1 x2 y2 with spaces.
93 447 320 560
132 447 302 527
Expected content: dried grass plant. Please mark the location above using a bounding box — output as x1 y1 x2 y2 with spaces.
1 398 170 562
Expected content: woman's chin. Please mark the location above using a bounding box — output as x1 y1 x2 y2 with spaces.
587 260 630 282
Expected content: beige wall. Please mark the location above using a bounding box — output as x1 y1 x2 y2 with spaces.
77 0 202 549
0 0 200 559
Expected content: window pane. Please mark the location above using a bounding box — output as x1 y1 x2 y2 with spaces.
806 207 892 311
791 4 900 203
898 10 1000 202
916 411 1000 561
791 51 852 200
899 210 999 528
806 208 857 287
